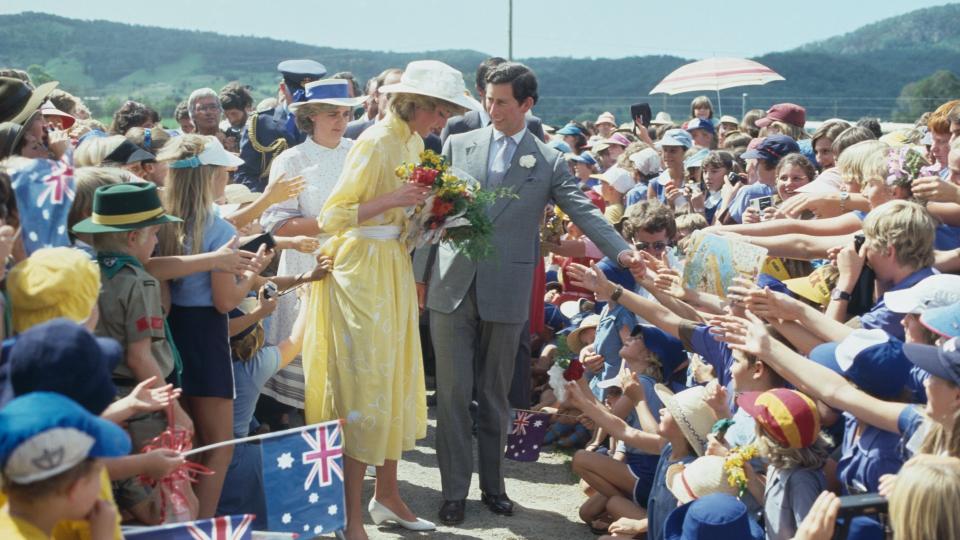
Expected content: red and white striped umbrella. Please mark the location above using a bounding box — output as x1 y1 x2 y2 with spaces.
649 57 785 95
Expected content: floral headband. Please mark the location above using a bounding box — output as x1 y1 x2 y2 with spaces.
885 146 937 187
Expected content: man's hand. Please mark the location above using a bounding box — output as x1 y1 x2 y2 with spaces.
416 282 427 311
618 249 646 281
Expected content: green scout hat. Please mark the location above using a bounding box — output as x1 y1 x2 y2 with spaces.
72 182 181 233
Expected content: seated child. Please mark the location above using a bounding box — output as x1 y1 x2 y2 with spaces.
0 392 132 540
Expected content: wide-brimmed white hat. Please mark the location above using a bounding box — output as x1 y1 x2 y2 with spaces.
289 79 369 110
168 136 243 169
379 60 482 113
654 384 715 456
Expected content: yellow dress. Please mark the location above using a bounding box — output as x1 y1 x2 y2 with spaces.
302 114 427 465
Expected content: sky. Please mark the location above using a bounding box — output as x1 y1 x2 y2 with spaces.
1 0 953 59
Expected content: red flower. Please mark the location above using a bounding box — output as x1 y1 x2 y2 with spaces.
410 166 440 187
563 359 584 381
431 197 454 217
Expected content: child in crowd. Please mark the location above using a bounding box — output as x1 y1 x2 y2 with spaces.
0 392 131 540
155 134 266 518
72 182 189 524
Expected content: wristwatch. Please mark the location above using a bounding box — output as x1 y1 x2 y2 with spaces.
831 288 853 302
610 284 624 302
839 190 849 212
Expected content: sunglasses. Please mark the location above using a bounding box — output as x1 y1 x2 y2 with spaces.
634 241 669 252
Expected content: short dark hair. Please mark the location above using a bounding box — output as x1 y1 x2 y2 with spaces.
856 117 883 139
485 62 538 105
476 57 507 92
174 100 190 121
219 81 254 112
110 100 157 135
621 200 677 241
831 125 876 158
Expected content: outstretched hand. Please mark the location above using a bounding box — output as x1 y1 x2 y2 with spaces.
264 173 307 206
708 310 773 359
567 262 616 301
124 377 182 414
213 236 258 276
792 491 840 540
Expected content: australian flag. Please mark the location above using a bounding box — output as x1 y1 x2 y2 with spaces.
9 158 75 255
262 419 346 536
505 410 550 462
123 514 254 540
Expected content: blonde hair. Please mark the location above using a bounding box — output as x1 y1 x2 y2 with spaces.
156 134 217 256
836 140 888 187
389 93 466 123
919 404 960 457
125 126 170 155
862 199 936 269
293 102 342 133
763 120 809 140
754 427 831 470
889 455 960 540
68 167 127 235
675 212 708 233
73 135 127 167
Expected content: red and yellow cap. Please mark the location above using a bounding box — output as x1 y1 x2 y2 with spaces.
736 389 820 449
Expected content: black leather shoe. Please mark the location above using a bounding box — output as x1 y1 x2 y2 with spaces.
438 499 466 525
480 492 514 516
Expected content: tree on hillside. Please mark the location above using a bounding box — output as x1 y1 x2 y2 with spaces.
26 64 54 85
893 70 960 122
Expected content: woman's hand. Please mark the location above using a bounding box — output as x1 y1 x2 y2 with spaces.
291 235 320 253
567 262 616 301
792 491 840 540
310 255 333 281
264 173 306 206
912 175 960 204
387 183 431 209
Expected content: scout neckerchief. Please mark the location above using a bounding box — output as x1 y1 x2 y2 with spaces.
97 252 183 386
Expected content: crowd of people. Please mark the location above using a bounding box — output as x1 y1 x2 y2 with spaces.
0 53 959 540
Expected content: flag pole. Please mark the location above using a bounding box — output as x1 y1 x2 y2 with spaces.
182 419 345 457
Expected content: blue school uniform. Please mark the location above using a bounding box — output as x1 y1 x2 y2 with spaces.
647 443 695 540
837 413 905 494
593 303 637 381
622 375 664 506
859 267 935 341
726 183 775 223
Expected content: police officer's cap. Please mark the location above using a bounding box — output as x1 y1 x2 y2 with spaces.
277 59 328 83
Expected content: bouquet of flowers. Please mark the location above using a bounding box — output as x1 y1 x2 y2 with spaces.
397 150 515 259
546 336 584 403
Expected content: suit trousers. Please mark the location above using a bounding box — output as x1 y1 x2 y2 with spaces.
430 282 524 500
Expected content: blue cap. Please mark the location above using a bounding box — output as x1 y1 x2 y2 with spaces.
0 392 131 484
921 303 960 338
685 117 715 135
10 319 123 415
568 152 597 166
756 273 793 298
657 128 693 149
544 303 570 332
683 147 709 169
665 493 764 540
548 140 572 153
798 138 818 169
636 325 687 378
597 257 635 291
903 337 960 387
556 123 583 136
740 134 799 163
277 59 327 82
808 329 911 399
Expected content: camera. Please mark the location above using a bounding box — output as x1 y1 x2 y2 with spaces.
834 493 888 539
262 281 278 299
727 172 742 186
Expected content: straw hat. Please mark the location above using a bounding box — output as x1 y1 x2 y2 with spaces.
379 60 482 113
666 455 738 504
289 79 369 110
654 384 715 456
566 314 601 353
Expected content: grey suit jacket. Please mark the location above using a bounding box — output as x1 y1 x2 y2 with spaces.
344 117 374 140
440 110 545 145
414 127 629 324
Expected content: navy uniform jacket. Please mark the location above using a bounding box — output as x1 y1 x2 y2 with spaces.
236 106 306 192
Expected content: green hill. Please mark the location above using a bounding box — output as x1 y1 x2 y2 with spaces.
1 7 958 125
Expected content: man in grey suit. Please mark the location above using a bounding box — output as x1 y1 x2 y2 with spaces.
415 62 640 525
440 57 545 144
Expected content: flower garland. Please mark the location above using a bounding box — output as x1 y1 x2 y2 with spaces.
397 150 516 259
722 444 759 498
885 145 937 187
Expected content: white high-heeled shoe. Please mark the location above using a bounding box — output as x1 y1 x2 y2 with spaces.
368 498 436 531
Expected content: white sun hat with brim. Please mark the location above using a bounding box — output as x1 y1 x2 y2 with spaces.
666 455 738 504
654 384 715 456
566 314 601 353
379 60 483 113
289 79 369 110
169 136 243 169
884 273 960 315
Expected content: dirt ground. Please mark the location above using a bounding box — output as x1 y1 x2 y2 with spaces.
353 404 595 540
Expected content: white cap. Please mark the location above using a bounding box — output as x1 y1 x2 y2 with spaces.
198 136 244 167
884 273 960 314
836 328 890 371
5 428 95 484
628 148 662 177
596 166 635 194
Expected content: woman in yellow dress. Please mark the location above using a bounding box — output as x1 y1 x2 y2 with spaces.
302 60 480 540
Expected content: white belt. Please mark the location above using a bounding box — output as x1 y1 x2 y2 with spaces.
343 225 401 240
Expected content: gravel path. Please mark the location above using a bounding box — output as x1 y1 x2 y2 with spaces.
354 404 594 540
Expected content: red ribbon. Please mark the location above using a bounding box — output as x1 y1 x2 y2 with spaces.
138 403 212 520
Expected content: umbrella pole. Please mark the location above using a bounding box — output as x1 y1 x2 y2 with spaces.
715 87 722 116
